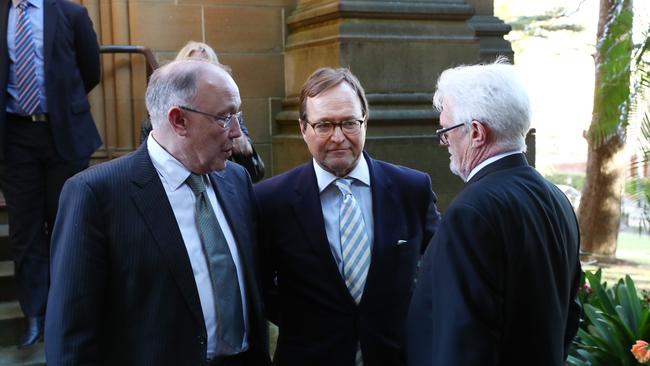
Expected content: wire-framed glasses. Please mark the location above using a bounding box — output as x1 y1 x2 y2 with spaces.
178 106 241 129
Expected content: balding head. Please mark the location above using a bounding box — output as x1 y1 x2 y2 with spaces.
145 59 243 174
145 59 231 130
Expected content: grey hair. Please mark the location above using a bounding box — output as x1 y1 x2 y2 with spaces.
432 56 531 152
145 59 211 129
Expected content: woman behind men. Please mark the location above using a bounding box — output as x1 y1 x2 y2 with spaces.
141 41 265 182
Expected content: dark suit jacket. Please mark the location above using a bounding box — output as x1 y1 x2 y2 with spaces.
45 143 271 366
255 152 441 366
0 0 101 160
406 153 581 366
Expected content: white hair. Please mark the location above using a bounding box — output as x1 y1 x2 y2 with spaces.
433 56 531 152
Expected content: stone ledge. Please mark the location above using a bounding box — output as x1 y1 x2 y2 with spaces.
0 344 45 366
288 1 475 29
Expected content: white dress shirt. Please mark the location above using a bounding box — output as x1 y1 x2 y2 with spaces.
314 156 374 276
147 135 249 357
466 150 523 182
6 0 47 114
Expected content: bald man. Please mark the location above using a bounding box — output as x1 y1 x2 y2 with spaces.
45 59 271 366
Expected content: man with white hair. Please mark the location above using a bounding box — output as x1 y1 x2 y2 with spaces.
45 59 271 366
405 58 582 366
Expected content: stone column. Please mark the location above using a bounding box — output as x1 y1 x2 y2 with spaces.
466 0 513 62
275 0 482 206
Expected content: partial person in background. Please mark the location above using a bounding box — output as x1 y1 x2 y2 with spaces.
141 40 265 182
255 67 441 366
0 0 101 348
45 59 271 366
406 57 582 366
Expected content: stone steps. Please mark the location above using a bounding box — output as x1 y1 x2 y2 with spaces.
0 261 17 302
0 194 45 364
0 344 45 366
0 301 26 347
0 224 10 261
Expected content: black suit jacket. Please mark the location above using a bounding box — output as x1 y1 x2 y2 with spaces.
45 143 271 366
406 153 581 366
255 152 441 366
0 0 101 160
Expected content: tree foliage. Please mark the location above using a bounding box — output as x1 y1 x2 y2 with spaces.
577 0 636 256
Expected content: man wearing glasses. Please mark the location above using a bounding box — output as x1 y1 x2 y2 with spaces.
255 67 441 366
405 58 581 366
45 59 271 366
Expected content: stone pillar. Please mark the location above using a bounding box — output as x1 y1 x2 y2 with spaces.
275 0 481 207
466 0 513 62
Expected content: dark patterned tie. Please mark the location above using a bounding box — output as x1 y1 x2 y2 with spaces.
186 173 244 352
15 1 40 114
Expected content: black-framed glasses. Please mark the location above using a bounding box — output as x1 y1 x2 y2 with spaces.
303 117 365 138
435 122 465 146
178 106 241 129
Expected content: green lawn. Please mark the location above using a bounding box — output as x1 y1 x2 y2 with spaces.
617 231 650 264
580 231 650 291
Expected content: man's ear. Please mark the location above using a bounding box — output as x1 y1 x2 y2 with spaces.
299 119 308 138
470 120 488 147
168 107 188 136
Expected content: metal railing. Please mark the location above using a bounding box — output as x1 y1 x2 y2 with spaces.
99 45 159 82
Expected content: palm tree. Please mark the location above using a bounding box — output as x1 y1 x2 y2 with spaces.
578 0 649 255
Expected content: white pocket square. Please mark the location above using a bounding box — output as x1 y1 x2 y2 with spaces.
397 240 407 245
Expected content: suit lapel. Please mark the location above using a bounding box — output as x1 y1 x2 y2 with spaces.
129 144 206 333
291 164 354 303
364 154 401 293
1 0 11 95
209 169 255 282
43 0 57 72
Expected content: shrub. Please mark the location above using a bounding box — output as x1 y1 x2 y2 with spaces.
568 270 650 365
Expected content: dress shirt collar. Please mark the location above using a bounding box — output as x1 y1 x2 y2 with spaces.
313 154 371 193
12 0 41 9
147 134 193 191
466 150 522 182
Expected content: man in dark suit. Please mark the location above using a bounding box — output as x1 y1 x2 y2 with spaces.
0 0 101 347
255 67 441 366
406 58 581 365
45 59 271 366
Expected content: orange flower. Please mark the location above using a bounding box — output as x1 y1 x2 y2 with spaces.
631 340 650 364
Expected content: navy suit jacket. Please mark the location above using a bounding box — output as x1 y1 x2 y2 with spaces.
0 0 101 160
255 152 441 366
45 143 271 366
406 153 581 366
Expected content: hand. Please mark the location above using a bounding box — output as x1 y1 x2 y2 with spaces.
232 136 253 156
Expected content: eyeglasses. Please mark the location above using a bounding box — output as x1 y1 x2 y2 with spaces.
303 117 365 138
435 122 465 146
178 106 241 129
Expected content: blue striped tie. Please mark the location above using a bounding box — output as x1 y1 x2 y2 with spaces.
335 178 371 302
335 178 370 366
15 1 41 115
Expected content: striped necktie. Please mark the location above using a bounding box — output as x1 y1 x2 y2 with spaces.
14 0 41 114
335 178 370 366
186 173 245 353
335 178 371 303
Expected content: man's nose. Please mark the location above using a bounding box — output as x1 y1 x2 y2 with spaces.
229 118 243 139
330 125 345 142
